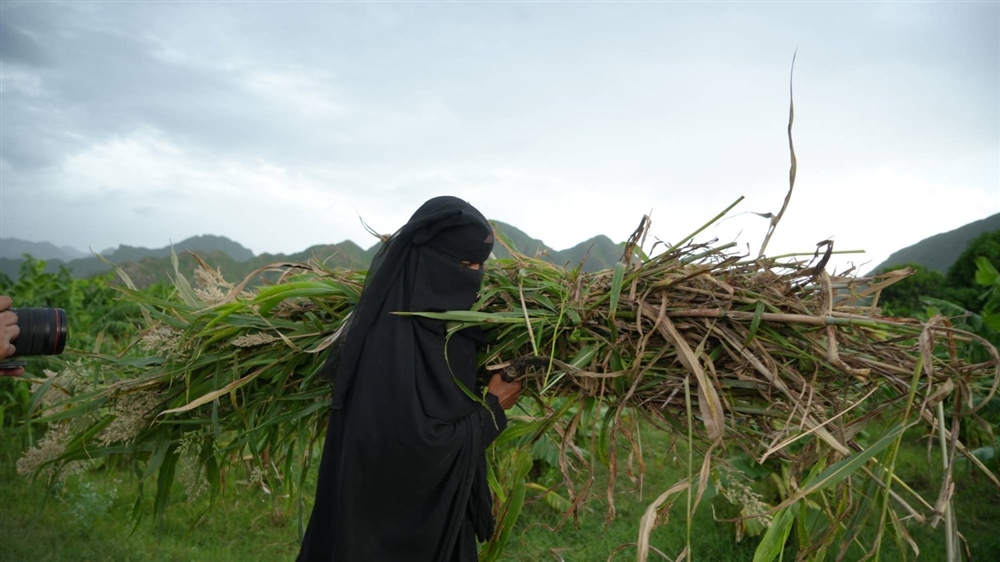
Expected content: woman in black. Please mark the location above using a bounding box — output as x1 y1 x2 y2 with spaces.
297 196 522 561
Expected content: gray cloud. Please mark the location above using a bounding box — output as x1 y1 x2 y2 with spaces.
0 2 995 266
0 9 52 67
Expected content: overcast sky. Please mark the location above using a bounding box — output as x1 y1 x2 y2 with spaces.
1 1 997 273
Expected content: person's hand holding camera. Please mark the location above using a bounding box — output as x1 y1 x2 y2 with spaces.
0 296 25 376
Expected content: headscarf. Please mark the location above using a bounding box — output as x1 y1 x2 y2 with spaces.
325 195 494 414
298 196 501 562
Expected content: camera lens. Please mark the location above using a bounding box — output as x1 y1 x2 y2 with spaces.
10 308 68 357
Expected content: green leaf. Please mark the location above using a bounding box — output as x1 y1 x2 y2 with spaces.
753 504 796 562
974 257 1000 288
984 312 1000 332
153 443 179 524
159 368 266 416
568 345 596 369
142 433 173 480
170 247 201 308
608 261 627 333
493 397 576 448
395 310 530 324
792 424 906 501
745 300 766 346
479 447 533 562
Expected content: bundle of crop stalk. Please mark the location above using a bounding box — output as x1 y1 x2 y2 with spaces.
480 230 999 464
25 217 999 560
469 221 999 556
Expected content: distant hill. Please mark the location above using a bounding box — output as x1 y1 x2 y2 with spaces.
870 213 1000 274
492 221 625 272
103 234 255 263
1 234 259 285
0 238 89 261
5 213 997 289
261 240 376 271
492 221 553 258
1 222 628 288
557 235 624 272
110 241 379 289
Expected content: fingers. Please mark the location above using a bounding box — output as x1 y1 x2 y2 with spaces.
0 365 25 377
1 297 26 373
0 311 19 361
487 373 523 410
0 311 18 329
504 381 522 409
1 338 16 361
501 390 520 410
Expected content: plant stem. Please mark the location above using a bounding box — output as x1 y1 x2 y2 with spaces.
684 374 693 559
937 401 958 562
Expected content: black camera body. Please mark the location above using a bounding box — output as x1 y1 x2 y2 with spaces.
0 308 68 371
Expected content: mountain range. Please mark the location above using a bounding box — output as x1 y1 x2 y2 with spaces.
3 214 997 288
868 213 1000 274
0 222 625 288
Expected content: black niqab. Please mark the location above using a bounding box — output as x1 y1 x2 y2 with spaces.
297 196 504 562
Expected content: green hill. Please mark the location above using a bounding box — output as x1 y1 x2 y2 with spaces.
0 238 88 261
17 211 994 291
491 221 552 258
491 221 624 272
262 240 376 271
113 242 379 289
870 213 1000 274
1 235 260 287
104 234 255 263
557 235 624 272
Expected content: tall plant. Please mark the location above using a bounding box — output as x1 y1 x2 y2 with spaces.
14 223 998 561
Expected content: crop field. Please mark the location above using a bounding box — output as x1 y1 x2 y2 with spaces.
2 223 999 561
2 422 998 561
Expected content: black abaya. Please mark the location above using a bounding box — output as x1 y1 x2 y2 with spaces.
297 196 505 562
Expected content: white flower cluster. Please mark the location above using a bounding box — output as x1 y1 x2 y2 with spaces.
231 332 278 348
16 422 85 481
32 362 104 412
176 432 208 502
717 464 773 528
248 465 273 496
248 466 266 486
36 369 71 410
61 362 99 393
193 266 230 306
97 391 161 446
139 325 183 357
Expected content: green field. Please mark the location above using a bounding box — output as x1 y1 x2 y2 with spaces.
3 422 998 562
2 236 999 561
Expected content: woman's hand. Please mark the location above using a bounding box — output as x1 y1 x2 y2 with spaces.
486 373 522 410
0 295 24 377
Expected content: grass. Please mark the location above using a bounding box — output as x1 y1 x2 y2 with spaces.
0 430 300 562
495 422 1000 562
2 423 998 561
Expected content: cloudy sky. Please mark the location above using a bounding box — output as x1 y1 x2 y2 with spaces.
1 1 997 273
